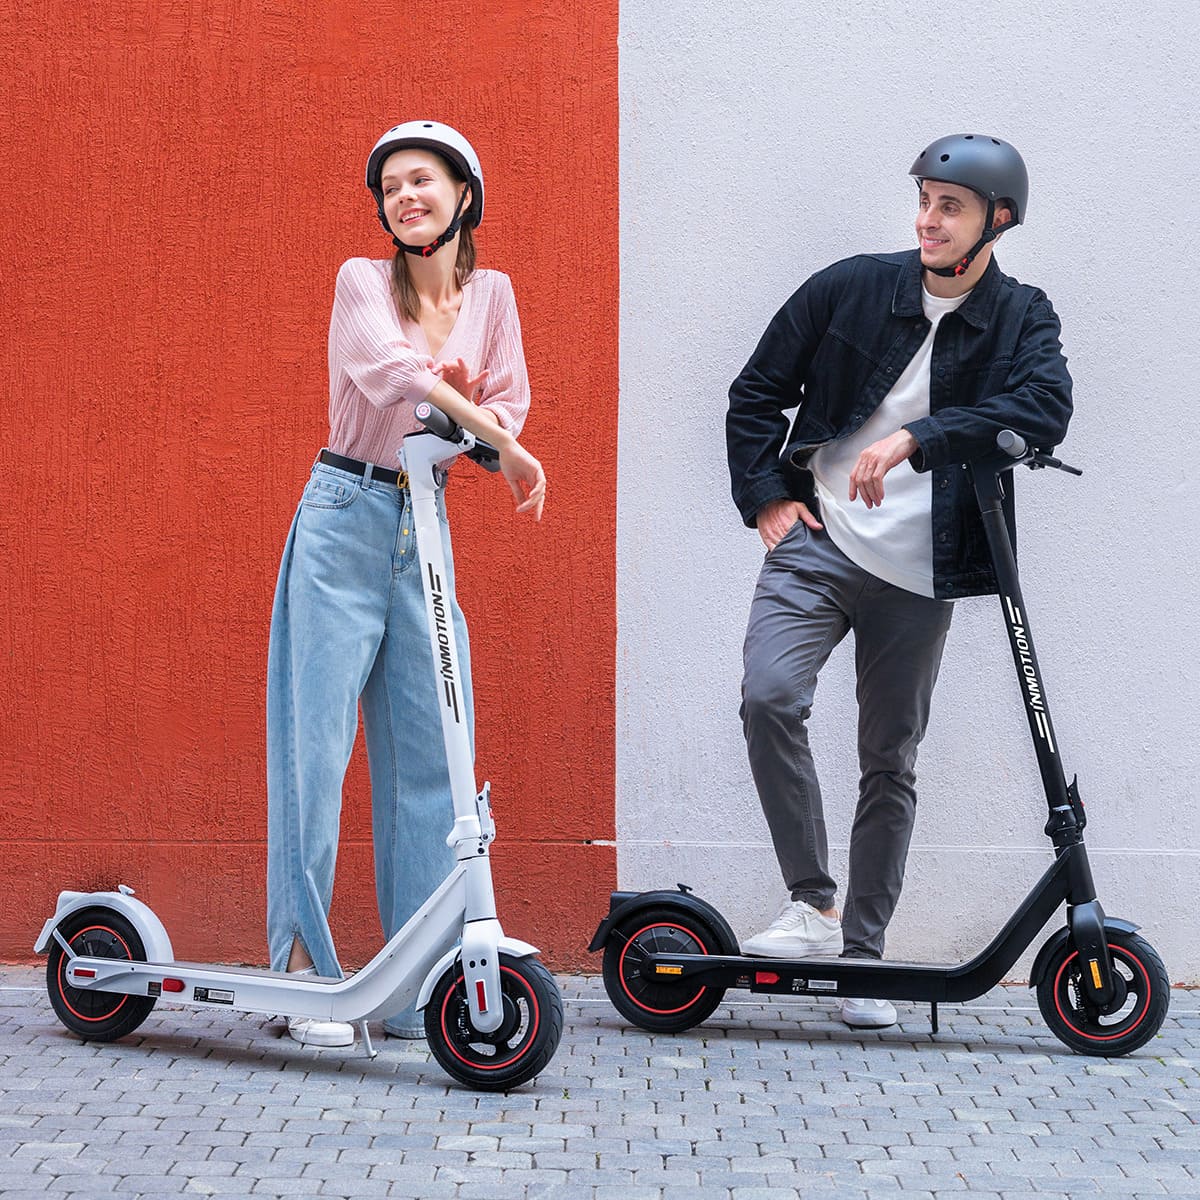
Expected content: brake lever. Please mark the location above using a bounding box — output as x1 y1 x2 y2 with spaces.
1030 451 1083 476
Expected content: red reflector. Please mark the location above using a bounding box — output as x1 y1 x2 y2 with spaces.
162 979 186 993
755 971 780 985
73 968 96 978
475 980 487 1011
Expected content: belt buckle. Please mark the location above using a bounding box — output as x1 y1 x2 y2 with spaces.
396 470 409 490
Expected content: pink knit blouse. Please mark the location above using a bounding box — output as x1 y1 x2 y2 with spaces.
326 258 530 468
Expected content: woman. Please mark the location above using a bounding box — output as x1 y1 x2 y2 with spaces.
266 121 546 1046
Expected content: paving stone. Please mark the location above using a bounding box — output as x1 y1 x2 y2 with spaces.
0 972 1195 1199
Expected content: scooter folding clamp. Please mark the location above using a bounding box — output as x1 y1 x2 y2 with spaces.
444 784 496 856
475 782 496 845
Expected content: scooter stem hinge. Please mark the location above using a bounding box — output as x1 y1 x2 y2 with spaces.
1044 804 1082 843
475 782 496 845
1066 776 1087 832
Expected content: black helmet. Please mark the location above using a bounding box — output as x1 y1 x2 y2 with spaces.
910 134 1027 277
910 133 1028 224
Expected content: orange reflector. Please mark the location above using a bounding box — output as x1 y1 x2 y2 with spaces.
475 980 487 1011
73 968 96 978
755 971 780 985
162 979 186 993
1089 959 1103 989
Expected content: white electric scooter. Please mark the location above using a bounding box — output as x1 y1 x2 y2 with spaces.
35 403 563 1092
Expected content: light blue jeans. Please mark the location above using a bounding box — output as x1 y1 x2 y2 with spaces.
266 457 472 1034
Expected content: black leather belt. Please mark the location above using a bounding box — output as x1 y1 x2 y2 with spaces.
318 450 408 489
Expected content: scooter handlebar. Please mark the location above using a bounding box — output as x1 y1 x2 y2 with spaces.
415 400 458 440
995 430 1083 477
413 401 502 473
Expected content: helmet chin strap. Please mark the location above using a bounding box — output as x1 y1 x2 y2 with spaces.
926 199 1015 278
392 187 470 259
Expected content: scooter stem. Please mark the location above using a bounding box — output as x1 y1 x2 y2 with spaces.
971 435 1115 1008
971 454 1070 814
398 422 505 1032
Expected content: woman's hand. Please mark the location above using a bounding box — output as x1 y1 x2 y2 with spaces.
434 357 489 403
499 440 546 521
423 379 543 517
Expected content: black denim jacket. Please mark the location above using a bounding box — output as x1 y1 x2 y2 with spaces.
727 249 1073 598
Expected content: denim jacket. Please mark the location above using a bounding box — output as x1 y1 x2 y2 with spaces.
726 249 1073 598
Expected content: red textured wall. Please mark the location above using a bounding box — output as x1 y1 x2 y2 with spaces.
0 2 616 969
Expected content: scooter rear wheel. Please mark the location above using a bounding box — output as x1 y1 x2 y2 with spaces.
1036 930 1169 1056
424 953 563 1091
602 904 729 1033
46 908 157 1042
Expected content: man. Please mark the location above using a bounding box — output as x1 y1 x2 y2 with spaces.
726 134 1072 1028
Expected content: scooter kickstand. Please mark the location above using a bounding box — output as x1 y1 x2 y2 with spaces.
930 1001 939 1035
358 1021 378 1059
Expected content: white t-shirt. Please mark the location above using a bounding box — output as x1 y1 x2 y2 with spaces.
809 286 970 598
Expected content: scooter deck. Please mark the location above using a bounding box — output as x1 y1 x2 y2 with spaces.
640 950 991 1004
157 962 341 981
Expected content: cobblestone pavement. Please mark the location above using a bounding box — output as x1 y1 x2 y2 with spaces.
2 967 1197 1199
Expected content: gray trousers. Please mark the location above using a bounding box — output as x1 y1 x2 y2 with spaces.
740 521 954 959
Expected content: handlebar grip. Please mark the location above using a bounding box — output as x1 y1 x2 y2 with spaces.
414 400 459 440
997 429 1027 457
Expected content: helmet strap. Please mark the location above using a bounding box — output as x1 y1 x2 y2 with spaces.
392 186 471 259
926 199 1016 278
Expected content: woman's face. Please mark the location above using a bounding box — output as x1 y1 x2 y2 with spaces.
380 149 467 247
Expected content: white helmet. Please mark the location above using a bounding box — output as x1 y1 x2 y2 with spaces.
365 120 485 241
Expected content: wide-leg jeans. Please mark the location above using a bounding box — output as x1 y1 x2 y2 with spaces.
266 459 472 1030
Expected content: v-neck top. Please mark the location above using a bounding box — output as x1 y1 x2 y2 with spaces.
326 257 530 467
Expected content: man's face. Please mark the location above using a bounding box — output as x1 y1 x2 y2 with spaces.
914 180 991 272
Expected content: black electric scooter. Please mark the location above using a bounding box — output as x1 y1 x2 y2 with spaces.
590 432 1169 1056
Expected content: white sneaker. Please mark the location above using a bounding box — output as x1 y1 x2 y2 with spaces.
286 1015 355 1047
741 900 844 958
840 996 896 1028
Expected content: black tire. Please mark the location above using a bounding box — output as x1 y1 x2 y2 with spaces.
46 908 157 1042
1036 929 1170 1056
601 904 729 1033
424 953 563 1091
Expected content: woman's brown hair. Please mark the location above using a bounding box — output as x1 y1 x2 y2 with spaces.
388 152 477 323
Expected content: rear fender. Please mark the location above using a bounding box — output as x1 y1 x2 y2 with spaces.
34 889 174 963
588 887 739 955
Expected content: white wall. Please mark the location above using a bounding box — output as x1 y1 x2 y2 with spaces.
617 1 1200 981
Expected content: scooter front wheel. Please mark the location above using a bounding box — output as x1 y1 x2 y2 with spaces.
46 908 157 1042
1036 929 1169 1056
424 953 563 1091
602 904 729 1033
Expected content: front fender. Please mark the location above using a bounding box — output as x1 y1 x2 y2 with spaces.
415 936 538 1011
1028 917 1141 987
34 888 174 963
